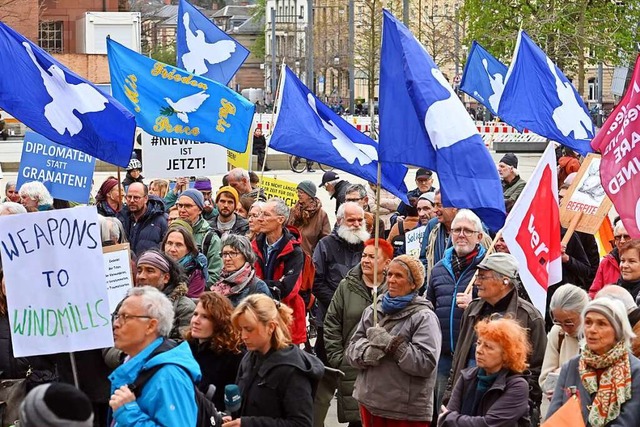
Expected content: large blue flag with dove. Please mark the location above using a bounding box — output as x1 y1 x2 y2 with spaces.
460 41 508 117
498 30 594 156
0 22 135 167
177 0 249 85
107 38 255 152
269 66 409 201
378 10 505 232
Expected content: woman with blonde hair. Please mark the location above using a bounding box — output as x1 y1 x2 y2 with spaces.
439 317 532 426
149 179 169 199
226 294 324 426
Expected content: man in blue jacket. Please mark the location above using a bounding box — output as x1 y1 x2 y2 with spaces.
117 183 168 255
109 286 201 426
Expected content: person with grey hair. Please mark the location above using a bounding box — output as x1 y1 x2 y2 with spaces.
498 153 526 206
548 298 640 426
0 201 27 215
227 167 266 202
211 234 271 306
320 171 351 214
109 286 201 426
18 181 53 212
98 215 127 246
251 197 306 344
540 284 589 398
595 285 637 313
3 180 19 203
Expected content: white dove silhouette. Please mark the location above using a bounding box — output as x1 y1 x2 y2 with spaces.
181 12 237 75
23 42 108 136
164 91 210 123
307 94 377 165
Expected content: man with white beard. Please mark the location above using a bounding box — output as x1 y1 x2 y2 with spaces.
312 202 370 364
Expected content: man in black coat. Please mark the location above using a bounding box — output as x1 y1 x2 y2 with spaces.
117 183 168 255
319 171 351 215
252 127 269 171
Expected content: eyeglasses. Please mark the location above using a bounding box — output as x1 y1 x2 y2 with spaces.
345 197 363 202
553 319 576 328
451 227 478 237
614 234 631 242
176 203 197 210
112 313 152 324
475 274 494 282
125 195 144 201
221 251 241 259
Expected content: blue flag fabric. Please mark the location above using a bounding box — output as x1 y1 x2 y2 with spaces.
378 10 505 232
269 66 409 202
177 0 250 85
0 22 135 167
107 38 255 152
460 41 508 117
498 31 594 156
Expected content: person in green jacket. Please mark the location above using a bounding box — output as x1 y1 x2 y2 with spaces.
498 153 526 210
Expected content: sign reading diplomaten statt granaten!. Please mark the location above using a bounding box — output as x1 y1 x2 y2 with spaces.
0 207 114 357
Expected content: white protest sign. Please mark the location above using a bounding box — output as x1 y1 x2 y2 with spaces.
405 225 426 258
141 131 227 178
103 243 133 313
0 207 114 357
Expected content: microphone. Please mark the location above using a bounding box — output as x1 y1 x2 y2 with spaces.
224 384 242 415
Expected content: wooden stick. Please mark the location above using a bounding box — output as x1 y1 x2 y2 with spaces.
464 229 502 294
561 212 583 246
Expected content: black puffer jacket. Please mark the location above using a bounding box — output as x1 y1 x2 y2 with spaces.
117 196 168 255
236 345 324 427
0 315 57 381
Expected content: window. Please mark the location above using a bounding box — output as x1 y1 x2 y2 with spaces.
39 21 64 53
588 77 597 101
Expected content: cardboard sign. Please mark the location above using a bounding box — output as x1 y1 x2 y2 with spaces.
0 207 114 357
405 225 426 258
560 154 613 234
261 176 299 207
16 131 96 203
141 131 227 178
103 243 133 313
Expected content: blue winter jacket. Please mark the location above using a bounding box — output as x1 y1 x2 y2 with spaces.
109 337 202 426
117 196 168 256
426 245 485 357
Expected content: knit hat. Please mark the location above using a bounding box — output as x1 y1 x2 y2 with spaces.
499 153 518 168
477 253 519 279
169 219 193 235
180 189 205 210
137 250 171 273
194 177 212 192
95 177 118 203
20 383 94 427
297 180 317 198
584 298 630 342
393 255 426 289
216 185 239 205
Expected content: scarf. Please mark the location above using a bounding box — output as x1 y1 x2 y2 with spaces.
179 253 209 281
579 340 631 427
451 245 480 280
381 292 416 315
462 368 501 416
97 200 117 216
289 198 321 227
211 262 255 296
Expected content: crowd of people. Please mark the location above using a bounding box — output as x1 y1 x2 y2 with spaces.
0 146 639 427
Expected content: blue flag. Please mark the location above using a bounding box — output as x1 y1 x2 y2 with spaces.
269 66 408 201
498 31 594 156
0 22 135 167
177 0 250 84
378 10 505 232
460 41 508 117
107 38 255 152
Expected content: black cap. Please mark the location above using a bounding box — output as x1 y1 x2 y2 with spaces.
415 168 433 178
320 171 340 187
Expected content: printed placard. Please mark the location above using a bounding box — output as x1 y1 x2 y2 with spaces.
261 176 299 207
16 131 96 203
0 207 114 357
141 131 227 178
405 225 426 258
103 243 133 313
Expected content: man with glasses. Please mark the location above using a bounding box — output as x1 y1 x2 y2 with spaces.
117 182 168 255
176 188 222 285
589 219 630 298
445 252 546 424
109 286 200 427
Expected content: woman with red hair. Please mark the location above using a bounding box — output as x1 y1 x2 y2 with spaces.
439 317 531 426
324 239 394 425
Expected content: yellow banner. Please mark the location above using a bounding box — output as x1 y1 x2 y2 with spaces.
261 176 299 207
227 123 253 170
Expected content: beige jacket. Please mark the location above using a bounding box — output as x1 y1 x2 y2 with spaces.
539 324 581 390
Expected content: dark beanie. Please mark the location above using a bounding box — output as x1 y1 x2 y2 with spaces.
297 180 317 198
20 383 94 427
499 153 518 168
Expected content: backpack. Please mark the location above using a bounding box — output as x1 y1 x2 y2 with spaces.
199 229 219 258
391 219 406 256
299 252 316 311
129 339 223 427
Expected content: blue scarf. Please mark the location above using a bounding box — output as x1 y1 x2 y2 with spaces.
179 253 209 281
381 292 416 315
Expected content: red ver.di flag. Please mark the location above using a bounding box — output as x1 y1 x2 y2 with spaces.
502 143 562 317
591 54 640 238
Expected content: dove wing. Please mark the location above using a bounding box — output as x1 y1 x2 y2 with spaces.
203 40 237 65
173 91 210 113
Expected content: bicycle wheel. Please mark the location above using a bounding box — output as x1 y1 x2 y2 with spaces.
289 155 307 173
318 163 334 172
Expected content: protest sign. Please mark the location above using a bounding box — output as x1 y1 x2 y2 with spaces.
405 225 426 258
0 207 114 357
559 154 613 235
103 243 133 313
141 131 227 178
16 131 95 203
261 176 298 207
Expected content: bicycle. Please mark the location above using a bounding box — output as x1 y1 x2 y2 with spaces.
288 155 334 173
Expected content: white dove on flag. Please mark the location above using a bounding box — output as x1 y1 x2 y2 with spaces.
163 91 210 123
24 42 108 136
181 11 237 75
306 94 377 165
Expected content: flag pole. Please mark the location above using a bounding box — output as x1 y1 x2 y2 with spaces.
561 211 583 246
464 229 502 294
373 161 382 326
263 61 286 179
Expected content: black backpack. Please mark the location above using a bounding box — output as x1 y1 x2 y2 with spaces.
391 219 406 256
129 339 223 427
